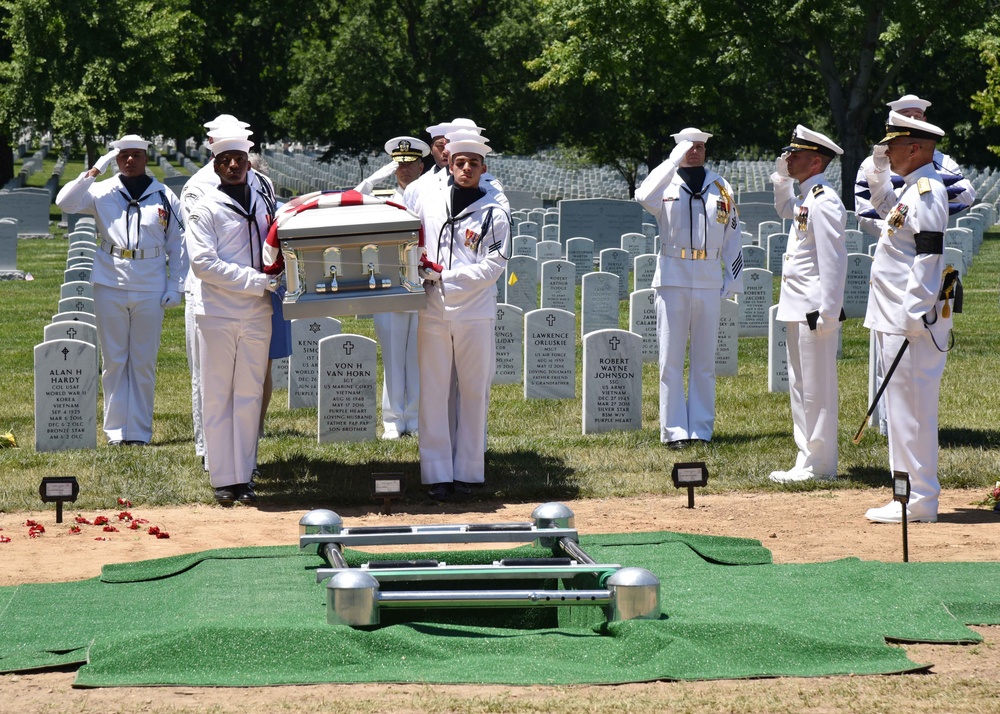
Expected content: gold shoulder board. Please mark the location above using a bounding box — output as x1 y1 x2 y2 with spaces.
917 177 932 195
811 184 825 197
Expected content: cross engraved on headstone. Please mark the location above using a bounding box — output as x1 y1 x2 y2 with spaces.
61 347 69 360
67 328 77 339
75 301 84 310
546 314 556 326
497 308 505 320
854 256 862 267
648 293 655 305
609 336 620 351
342 340 354 355
556 264 562 272
76 286 85 295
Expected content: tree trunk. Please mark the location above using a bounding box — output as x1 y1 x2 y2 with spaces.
0 134 13 186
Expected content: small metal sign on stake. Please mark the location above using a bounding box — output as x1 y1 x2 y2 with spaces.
39 476 79 524
893 470 911 562
671 462 709 508
371 472 404 515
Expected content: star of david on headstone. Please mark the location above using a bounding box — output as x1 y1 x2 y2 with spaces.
609 336 620 351
751 272 760 282
342 341 354 355
309 322 322 333
546 314 556 326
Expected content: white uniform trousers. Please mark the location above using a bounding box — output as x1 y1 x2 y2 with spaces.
374 311 420 433
877 330 946 513
184 298 206 457
655 286 721 442
93 284 164 443
196 313 271 488
785 321 839 476
417 314 495 484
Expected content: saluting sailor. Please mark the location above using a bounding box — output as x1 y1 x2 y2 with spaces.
407 130 511 501
863 112 953 523
854 94 976 238
55 134 186 446
634 128 743 449
355 136 430 438
768 126 848 483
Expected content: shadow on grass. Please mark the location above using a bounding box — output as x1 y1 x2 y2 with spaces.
939 428 1000 449
938 507 1000 524
842 464 892 488
255 449 579 515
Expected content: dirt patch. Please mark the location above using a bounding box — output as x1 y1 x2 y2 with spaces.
1 489 998 713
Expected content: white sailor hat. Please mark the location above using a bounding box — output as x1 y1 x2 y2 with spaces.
207 127 253 142
670 127 713 144
886 94 932 113
781 124 843 157
210 136 254 156
109 134 150 151
385 136 430 163
878 110 945 144
426 118 485 138
447 132 492 159
204 114 251 131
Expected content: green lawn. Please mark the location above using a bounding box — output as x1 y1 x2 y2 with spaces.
1 226 998 512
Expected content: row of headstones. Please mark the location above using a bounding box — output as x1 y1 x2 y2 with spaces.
269 315 646 438
34 218 102 452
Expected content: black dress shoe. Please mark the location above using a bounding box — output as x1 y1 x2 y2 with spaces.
108 440 124 446
666 440 686 450
124 440 149 446
214 486 237 504
427 483 452 501
235 482 257 503
453 481 474 498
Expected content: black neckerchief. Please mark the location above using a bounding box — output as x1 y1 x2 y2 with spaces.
451 183 485 217
220 182 251 213
678 166 706 195
119 174 153 200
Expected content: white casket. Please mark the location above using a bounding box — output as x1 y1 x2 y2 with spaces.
274 191 425 319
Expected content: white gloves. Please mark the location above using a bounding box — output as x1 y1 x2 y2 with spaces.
418 253 443 282
160 290 182 308
668 140 693 167
865 144 890 197
770 152 792 185
814 315 839 335
871 144 889 172
369 161 398 184
93 148 120 175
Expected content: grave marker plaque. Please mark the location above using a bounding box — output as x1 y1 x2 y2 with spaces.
524 308 576 399
318 334 377 443
582 329 643 434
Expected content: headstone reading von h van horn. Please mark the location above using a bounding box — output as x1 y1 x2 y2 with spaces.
738 268 773 337
317 334 377 443
289 317 342 408
524 308 576 399
628 288 658 363
767 305 789 393
540 259 575 313
34 339 97 452
581 271 619 337
504 255 539 314
493 303 524 385
582 329 643 434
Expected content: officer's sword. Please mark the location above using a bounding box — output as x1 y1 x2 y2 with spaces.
852 338 909 444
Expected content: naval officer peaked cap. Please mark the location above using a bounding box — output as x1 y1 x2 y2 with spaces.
782 125 844 157
878 111 945 144
887 94 932 113
385 136 429 163
110 134 150 151
670 127 713 144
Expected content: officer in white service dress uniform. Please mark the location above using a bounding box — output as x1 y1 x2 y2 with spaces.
863 112 954 523
355 136 430 438
55 134 186 446
634 128 743 448
407 131 510 501
768 126 848 483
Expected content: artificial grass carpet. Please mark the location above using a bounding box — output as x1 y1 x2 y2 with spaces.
0 531 997 686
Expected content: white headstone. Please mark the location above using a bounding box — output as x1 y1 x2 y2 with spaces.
524 308 576 399
757 220 781 246
62 266 92 284
540 259 575 313
58 296 95 315
33 339 98 452
943 246 964 279
629 289 658 362
767 305 788 393
512 234 537 258
535 240 562 278
741 244 767 270
51 311 96 326
493 303 524 385
558 198 643 253
599 248 630 301
620 232 652 259
542 224 559 242
582 329 643 434
0 219 17 270
842 253 873 319
844 229 865 254
60 281 94 301
289 317 342 408
641 222 657 239
633 253 657 292
766 233 788 276
738 268 773 337
505 255 539 314
741 231 755 247
317 334 377 443
565 237 594 285
581 271 619 336
271 356 289 390
715 297 739 376
944 227 973 271
518 221 540 239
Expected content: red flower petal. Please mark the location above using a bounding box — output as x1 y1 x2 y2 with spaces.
0 535 10 543
129 521 141 530
117 498 133 507
155 531 170 539
75 516 91 524
147 526 160 536
94 516 109 526
117 511 133 521
102 525 119 533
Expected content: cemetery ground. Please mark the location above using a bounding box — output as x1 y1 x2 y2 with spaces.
1 232 999 712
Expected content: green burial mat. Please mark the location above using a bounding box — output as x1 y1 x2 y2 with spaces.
0 531 998 687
